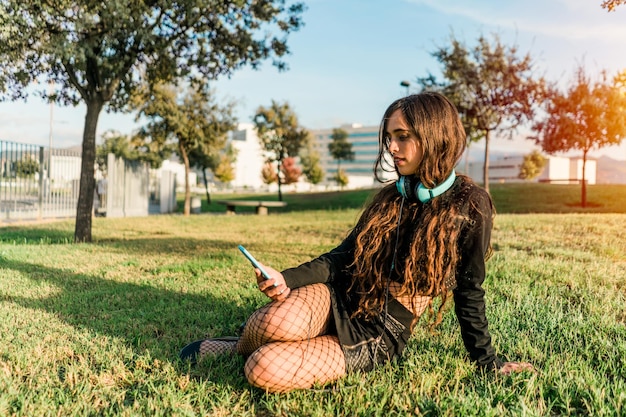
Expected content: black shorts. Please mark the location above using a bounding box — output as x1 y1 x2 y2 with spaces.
326 284 410 373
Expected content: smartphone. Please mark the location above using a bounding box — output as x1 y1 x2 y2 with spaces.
238 245 272 280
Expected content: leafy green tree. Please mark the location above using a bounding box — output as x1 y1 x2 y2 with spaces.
300 145 325 185
328 128 354 186
518 150 547 181
419 33 549 193
0 1 304 242
253 100 310 201
15 154 39 178
96 131 172 172
531 66 626 207
132 83 237 215
333 168 349 189
189 142 237 204
96 132 135 171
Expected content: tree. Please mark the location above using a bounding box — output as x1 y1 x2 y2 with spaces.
0 1 304 242
531 66 626 207
132 83 237 215
300 145 325 186
189 141 237 204
15 154 39 178
96 132 135 171
518 150 547 181
602 0 626 11
615 70 626 88
419 33 549 193
281 156 302 186
212 150 237 184
96 131 172 172
189 142 237 204
328 128 354 186
261 162 278 185
333 168 349 189
253 100 310 201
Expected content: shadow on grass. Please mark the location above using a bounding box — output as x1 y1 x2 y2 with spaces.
0 226 319 269
1 253 256 387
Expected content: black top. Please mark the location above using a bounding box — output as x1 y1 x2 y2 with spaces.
282 177 503 370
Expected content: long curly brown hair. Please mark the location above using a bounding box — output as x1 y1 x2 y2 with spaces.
349 92 470 326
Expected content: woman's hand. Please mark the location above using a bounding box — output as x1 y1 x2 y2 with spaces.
499 361 535 375
255 263 291 301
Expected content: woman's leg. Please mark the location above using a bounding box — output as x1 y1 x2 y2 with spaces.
180 283 333 363
237 283 332 356
240 283 346 392
244 335 346 392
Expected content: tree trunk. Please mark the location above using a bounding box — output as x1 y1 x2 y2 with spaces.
74 98 104 243
202 168 211 204
581 151 588 208
179 142 191 216
337 160 341 186
482 131 491 193
277 159 283 201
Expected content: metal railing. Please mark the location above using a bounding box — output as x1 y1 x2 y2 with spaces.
0 140 81 222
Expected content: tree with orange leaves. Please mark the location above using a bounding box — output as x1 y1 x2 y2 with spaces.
281 157 302 186
601 0 625 11
531 66 626 207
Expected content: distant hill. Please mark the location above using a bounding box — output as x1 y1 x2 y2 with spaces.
597 155 626 184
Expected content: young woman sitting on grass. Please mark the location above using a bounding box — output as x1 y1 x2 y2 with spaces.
180 91 533 392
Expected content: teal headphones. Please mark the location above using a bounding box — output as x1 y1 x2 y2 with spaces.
396 169 457 203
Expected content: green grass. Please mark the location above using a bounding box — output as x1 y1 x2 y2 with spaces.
189 182 626 215
489 183 626 214
1 184 626 416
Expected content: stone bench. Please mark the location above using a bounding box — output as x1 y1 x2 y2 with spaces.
216 200 287 215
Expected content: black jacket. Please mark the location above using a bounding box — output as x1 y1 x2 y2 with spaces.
282 178 502 370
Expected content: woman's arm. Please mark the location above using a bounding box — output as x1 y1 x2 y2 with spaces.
452 188 503 370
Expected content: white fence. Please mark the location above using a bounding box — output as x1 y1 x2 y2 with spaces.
0 141 80 222
0 140 177 222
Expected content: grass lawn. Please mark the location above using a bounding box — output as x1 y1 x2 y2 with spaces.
1 183 625 416
191 182 626 215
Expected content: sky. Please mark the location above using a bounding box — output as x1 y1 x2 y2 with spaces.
1 0 625 160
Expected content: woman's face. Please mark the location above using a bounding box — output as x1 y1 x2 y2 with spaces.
385 109 423 176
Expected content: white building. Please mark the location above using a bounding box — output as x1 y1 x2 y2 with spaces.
159 159 197 190
229 123 268 190
468 155 597 184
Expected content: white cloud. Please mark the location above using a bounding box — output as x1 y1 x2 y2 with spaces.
405 0 626 40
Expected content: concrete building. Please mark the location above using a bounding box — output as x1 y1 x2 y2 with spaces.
229 123 268 190
309 123 392 189
468 155 597 184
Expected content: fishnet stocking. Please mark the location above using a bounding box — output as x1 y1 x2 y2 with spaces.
198 339 238 356
237 283 346 392
244 335 346 393
237 283 332 355
389 281 432 317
